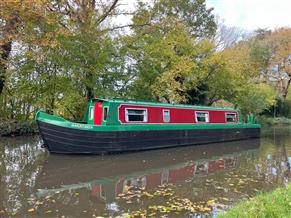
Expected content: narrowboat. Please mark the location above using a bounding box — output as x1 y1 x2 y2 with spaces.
36 98 260 154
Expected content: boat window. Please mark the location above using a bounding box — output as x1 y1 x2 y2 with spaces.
226 113 236 123
195 111 209 123
103 107 108 121
125 108 147 122
89 106 94 120
163 110 170 122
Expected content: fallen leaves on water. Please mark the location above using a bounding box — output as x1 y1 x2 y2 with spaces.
27 208 35 212
143 192 154 198
128 197 215 217
200 207 211 212
129 210 147 218
234 189 241 193
207 199 216 205
35 200 44 206
116 184 221 216
220 197 230 201
148 212 156 217
153 189 174 197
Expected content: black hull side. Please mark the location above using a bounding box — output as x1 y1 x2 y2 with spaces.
37 121 260 154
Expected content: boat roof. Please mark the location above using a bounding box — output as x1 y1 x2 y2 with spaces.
90 98 237 111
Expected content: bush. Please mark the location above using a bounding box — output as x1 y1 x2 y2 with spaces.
0 120 38 136
258 115 291 126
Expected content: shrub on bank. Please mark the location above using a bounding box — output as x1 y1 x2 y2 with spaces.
220 185 291 218
258 115 291 126
0 120 38 136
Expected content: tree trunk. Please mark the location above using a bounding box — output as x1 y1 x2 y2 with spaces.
0 67 5 95
0 15 19 95
86 84 94 100
85 71 94 100
0 41 12 95
282 78 291 99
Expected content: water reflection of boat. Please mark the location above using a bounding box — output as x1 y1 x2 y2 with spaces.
36 139 260 202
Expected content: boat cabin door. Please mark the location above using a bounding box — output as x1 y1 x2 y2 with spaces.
93 102 103 125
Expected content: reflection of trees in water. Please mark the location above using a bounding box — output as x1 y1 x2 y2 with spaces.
0 137 46 215
255 136 291 186
0 140 5 213
36 187 108 217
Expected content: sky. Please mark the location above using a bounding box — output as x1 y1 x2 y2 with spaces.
206 0 291 30
117 0 291 31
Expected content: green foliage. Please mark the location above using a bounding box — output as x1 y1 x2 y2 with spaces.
250 28 291 98
146 0 217 37
249 43 272 72
234 83 277 115
149 28 217 103
0 0 131 121
220 184 291 218
0 120 37 136
280 87 291 117
127 0 217 103
258 115 291 126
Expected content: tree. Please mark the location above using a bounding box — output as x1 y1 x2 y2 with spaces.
151 37 224 104
234 83 277 115
126 0 217 102
44 0 123 100
251 28 291 99
0 0 54 95
208 39 277 114
148 0 217 38
1 0 133 120
214 18 251 49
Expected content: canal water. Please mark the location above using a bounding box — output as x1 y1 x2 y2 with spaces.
0 126 290 217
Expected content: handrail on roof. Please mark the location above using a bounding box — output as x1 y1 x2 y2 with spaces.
89 97 236 111
89 98 106 102
90 97 162 104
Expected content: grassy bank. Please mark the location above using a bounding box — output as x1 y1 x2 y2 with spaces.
258 116 291 126
220 185 291 218
0 120 38 136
